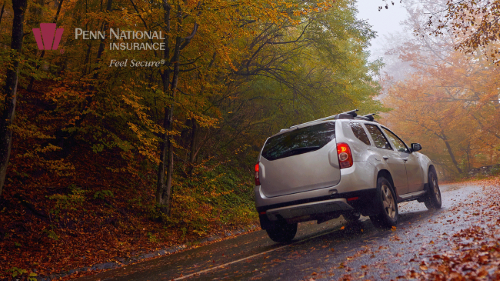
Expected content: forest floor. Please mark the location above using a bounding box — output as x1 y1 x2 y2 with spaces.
0 147 257 281
1 176 499 280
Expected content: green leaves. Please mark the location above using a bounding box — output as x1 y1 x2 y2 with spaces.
93 190 114 200
7 267 37 281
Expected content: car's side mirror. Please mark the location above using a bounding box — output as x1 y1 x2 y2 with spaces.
411 143 422 152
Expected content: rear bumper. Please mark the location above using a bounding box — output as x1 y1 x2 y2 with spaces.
258 188 378 229
266 198 353 222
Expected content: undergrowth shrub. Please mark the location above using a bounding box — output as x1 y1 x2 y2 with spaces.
169 159 257 237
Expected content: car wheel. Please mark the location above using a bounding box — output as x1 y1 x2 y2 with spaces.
265 221 297 243
343 211 361 222
370 176 398 228
424 168 442 210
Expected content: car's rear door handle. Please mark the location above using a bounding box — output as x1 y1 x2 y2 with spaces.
383 156 389 160
402 158 408 162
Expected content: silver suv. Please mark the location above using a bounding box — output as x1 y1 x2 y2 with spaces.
254 109 442 242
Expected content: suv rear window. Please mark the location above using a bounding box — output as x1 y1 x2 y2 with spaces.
262 122 336 161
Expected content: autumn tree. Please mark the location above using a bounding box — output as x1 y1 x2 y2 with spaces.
132 0 385 214
417 0 500 63
0 0 28 198
382 0 500 178
205 0 383 158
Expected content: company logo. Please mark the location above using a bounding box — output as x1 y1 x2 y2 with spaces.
32 23 64 51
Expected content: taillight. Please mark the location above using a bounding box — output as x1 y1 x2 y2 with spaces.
337 143 353 169
255 163 260 185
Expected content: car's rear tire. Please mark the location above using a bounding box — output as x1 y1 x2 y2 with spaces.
343 211 361 222
424 168 442 210
370 176 398 228
265 221 297 243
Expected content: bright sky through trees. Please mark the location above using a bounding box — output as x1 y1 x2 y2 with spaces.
356 0 409 59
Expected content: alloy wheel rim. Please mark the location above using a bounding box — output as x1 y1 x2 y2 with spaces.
433 175 441 204
381 184 395 219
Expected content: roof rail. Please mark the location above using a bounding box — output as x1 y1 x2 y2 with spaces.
283 110 379 131
288 109 359 129
356 113 376 121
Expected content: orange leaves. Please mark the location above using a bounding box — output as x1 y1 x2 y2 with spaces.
414 183 500 280
382 40 500 178
427 0 500 64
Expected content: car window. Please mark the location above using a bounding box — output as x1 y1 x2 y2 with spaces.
262 122 335 161
382 127 410 153
350 122 371 145
365 124 392 150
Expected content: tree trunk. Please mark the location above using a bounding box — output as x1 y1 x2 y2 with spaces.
0 0 28 198
442 135 462 174
156 106 173 214
0 2 5 27
156 0 172 214
156 37 181 216
155 2 198 215
189 118 198 164
156 0 198 213
95 0 112 69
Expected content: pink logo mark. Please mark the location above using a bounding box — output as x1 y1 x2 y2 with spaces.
32 23 64 50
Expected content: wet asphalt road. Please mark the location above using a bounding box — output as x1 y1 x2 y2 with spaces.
79 182 486 281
